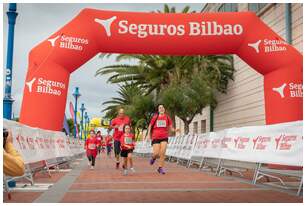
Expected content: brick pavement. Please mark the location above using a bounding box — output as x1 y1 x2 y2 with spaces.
3 152 303 203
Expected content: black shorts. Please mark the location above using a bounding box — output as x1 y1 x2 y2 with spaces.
151 138 168 146
106 145 112 153
120 149 133 157
114 140 121 155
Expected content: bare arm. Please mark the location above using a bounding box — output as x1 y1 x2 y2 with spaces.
170 125 176 132
169 117 180 133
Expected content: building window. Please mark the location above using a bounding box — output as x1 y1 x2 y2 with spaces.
193 122 198 134
248 3 267 13
201 120 207 134
218 3 238 12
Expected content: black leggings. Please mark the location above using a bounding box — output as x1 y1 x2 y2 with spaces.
97 146 101 154
87 155 96 166
107 145 112 155
114 140 121 156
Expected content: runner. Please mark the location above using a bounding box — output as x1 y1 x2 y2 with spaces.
105 131 113 157
96 131 103 156
120 124 136 175
146 104 179 174
110 108 131 169
85 130 99 170
101 135 106 153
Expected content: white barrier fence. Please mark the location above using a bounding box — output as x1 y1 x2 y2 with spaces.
4 119 85 164
135 120 303 166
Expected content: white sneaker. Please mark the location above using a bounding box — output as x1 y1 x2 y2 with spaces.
130 168 136 173
88 162 91 166
123 169 128 176
90 166 94 170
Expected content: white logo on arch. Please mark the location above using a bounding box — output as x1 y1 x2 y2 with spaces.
248 40 261 53
26 78 36 93
272 83 286 98
48 35 60 47
94 16 117 37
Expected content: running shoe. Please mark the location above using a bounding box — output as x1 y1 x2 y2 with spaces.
130 168 136 173
90 166 94 170
123 169 128 176
88 162 91 166
149 158 156 165
157 167 166 174
116 162 120 169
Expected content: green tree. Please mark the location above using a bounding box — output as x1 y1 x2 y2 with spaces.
98 54 234 133
102 83 156 139
125 94 156 138
155 4 195 13
161 71 218 134
102 83 142 120
67 118 74 135
66 118 81 136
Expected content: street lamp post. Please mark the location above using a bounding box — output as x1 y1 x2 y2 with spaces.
80 103 86 139
3 3 18 120
72 87 81 139
84 112 88 139
86 115 90 138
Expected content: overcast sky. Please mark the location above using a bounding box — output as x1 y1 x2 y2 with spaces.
3 3 204 120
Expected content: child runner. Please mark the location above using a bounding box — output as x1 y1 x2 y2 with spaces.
147 104 179 174
120 124 135 176
105 132 113 157
96 131 103 156
85 130 99 170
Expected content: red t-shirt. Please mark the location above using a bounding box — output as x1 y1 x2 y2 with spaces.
120 133 135 150
111 115 131 141
105 135 113 146
96 135 102 146
150 114 172 140
85 136 99 150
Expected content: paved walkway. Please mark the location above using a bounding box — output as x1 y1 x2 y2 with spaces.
4 152 303 203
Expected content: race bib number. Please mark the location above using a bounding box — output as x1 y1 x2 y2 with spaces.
118 125 124 132
88 143 96 150
156 120 167 128
125 137 133 144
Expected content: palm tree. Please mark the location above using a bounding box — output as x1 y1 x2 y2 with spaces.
97 55 175 97
102 83 156 138
155 4 196 14
96 54 234 98
102 83 142 119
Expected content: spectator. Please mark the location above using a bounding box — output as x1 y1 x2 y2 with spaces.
3 129 25 177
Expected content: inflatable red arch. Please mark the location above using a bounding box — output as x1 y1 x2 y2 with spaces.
19 9 302 131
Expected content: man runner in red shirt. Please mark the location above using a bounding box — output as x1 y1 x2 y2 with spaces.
110 108 131 169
